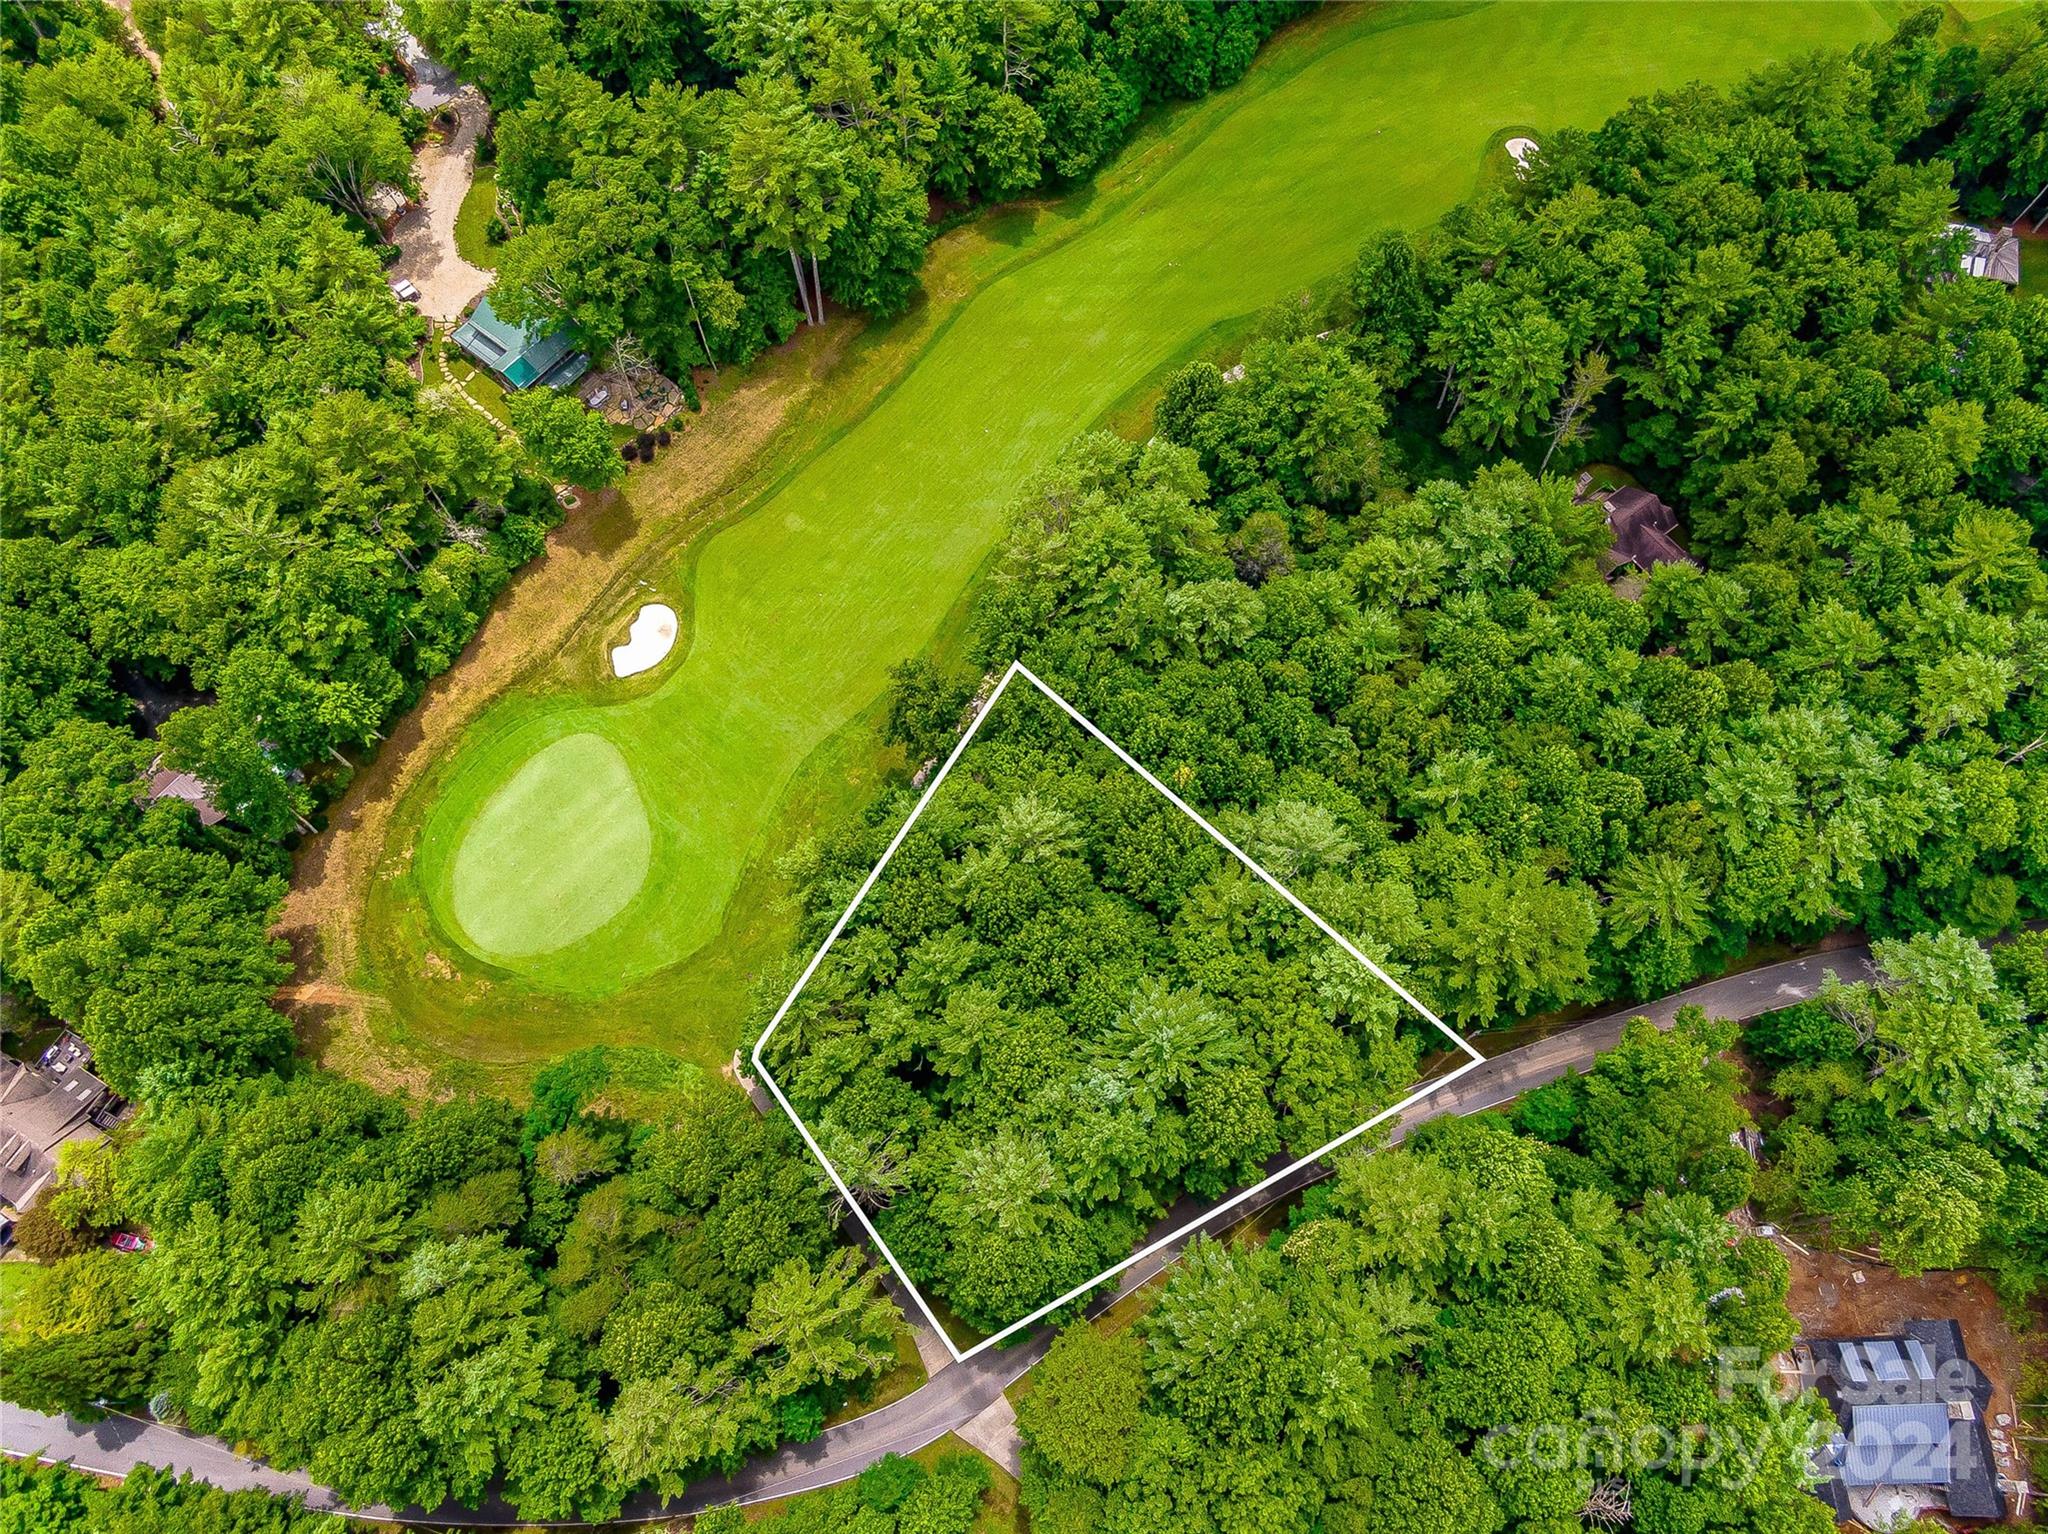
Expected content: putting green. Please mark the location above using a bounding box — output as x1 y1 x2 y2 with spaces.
396 1 1889 1017
445 732 652 960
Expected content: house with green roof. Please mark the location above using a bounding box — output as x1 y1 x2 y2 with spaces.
450 294 590 390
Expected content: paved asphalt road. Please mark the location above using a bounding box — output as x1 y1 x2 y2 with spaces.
2 941 1880 1525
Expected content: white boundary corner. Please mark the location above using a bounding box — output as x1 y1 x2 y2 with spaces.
752 661 1486 1363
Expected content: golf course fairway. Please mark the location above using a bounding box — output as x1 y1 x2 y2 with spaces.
389 0 1890 1064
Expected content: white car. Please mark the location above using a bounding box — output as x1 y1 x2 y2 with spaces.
390 278 420 304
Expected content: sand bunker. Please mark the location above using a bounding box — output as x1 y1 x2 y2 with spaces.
1505 136 1539 173
611 603 678 678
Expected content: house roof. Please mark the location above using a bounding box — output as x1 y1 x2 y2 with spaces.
144 765 225 825
1949 222 2021 285
1841 1338 1931 1385
1807 1326 2008 1523
1814 1324 1991 1410
451 295 589 390
0 1057 104 1213
1590 484 1699 573
1835 1403 1952 1487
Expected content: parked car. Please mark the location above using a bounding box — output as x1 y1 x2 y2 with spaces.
390 277 420 304
0 1218 15 1250
108 1231 152 1253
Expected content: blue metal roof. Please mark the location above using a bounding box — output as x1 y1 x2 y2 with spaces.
1838 1403 1951 1487
450 295 587 390
1903 1338 1934 1379
1864 1340 1909 1382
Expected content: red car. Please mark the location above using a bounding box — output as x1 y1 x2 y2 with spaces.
107 1232 152 1253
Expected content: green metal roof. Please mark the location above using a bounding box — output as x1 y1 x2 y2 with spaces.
451 294 587 390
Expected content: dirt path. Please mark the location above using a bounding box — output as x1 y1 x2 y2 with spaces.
277 324 859 1091
106 0 161 76
389 88 492 322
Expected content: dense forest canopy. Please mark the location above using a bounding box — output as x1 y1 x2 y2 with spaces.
1 1457 362 1534
0 1049 902 1522
967 15 2046 1529
774 0 2046 1435
694 1450 994 1534
1 0 561 1094
0 2 1348 1519
3 0 2046 1524
1012 945 2046 1533
408 0 1310 377
766 678 1440 1334
1015 1022 1825 1534
0 0 1316 1104
1745 928 2048 1301
947 6 2048 1021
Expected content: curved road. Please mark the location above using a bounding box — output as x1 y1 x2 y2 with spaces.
2 941 1877 1524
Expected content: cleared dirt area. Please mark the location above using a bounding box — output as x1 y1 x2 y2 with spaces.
1784 1245 2040 1503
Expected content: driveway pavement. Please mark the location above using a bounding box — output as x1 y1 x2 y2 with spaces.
2 943 1882 1523
389 88 493 322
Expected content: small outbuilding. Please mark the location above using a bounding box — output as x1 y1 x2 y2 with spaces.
143 760 225 826
451 294 590 390
1948 222 2022 286
366 182 411 237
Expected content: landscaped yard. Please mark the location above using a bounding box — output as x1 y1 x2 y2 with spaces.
348 1 1890 1087
453 162 498 271
424 333 514 432
2020 233 2046 301
0 1262 39 1330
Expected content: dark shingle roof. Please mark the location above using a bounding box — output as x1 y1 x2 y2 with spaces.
1602 487 1698 572
1808 1326 2008 1523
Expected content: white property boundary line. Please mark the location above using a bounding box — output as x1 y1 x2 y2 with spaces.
753 661 1486 1363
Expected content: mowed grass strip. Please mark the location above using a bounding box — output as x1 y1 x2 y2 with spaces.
390 1 1890 1063
454 162 499 271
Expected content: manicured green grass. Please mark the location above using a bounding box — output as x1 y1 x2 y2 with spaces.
454 163 498 271
0 1261 38 1329
376 1 1890 1078
423 336 515 432
450 354 514 430
2019 235 2046 302
445 731 652 959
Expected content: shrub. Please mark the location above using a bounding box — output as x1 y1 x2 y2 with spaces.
13 1188 97 1261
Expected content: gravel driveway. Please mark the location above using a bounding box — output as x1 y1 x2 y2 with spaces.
389 88 493 323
